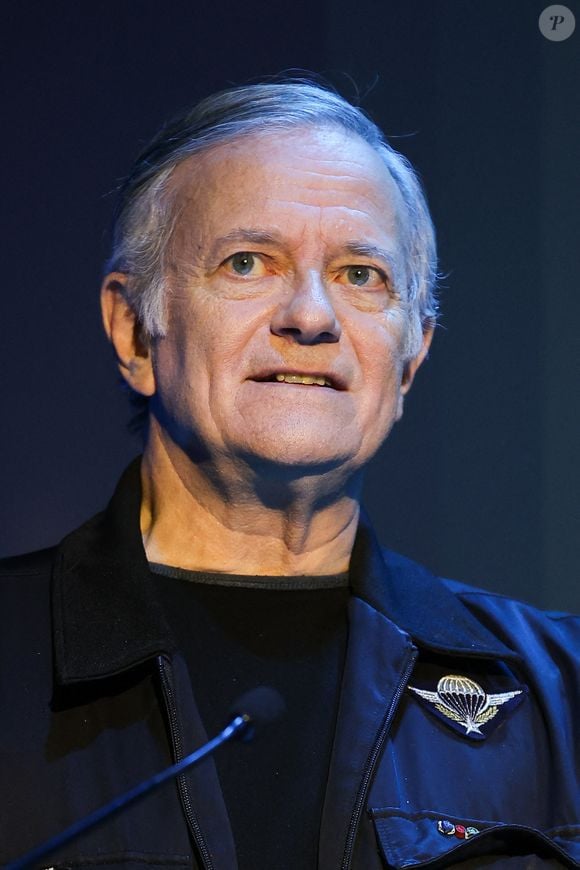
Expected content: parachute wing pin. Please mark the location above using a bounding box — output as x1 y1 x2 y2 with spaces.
408 675 524 738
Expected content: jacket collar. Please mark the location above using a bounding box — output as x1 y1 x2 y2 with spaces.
52 458 518 687
349 513 519 661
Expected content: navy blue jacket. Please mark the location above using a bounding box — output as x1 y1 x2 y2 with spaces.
1 460 578 868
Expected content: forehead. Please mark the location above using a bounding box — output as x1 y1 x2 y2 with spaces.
168 127 406 252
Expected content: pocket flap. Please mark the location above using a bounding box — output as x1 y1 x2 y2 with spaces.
370 807 580 868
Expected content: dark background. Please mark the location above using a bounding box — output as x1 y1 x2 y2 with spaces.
1 1 578 611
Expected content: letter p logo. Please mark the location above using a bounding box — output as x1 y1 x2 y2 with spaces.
539 5 576 40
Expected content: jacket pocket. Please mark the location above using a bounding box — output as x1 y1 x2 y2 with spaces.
370 807 580 868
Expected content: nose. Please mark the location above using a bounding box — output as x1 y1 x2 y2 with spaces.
270 270 341 345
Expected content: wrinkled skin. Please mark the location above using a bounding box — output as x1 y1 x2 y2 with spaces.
101 127 432 573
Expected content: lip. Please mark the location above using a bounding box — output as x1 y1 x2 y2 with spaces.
248 369 347 390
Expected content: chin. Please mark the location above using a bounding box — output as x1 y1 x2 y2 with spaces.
234 432 360 475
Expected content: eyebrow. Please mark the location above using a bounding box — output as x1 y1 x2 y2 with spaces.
208 229 283 261
340 241 398 276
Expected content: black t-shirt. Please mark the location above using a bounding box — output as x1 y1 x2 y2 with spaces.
150 564 350 870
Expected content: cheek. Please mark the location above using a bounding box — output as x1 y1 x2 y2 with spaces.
353 313 407 393
153 296 264 402
151 317 209 416
352 324 408 444
365 355 405 419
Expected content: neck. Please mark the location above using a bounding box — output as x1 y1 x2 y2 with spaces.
139 427 362 576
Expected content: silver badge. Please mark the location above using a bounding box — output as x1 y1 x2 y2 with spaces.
408 674 523 736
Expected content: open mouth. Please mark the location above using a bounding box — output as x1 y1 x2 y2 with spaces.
252 372 342 389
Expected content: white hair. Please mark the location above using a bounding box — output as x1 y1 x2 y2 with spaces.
107 79 438 358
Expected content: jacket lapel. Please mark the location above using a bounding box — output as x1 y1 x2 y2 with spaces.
349 511 520 661
318 511 521 868
318 596 417 869
52 459 238 868
53 458 172 686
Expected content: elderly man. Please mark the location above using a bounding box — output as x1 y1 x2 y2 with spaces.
1 81 578 869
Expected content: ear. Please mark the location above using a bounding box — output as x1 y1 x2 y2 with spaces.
100 273 156 397
396 323 435 420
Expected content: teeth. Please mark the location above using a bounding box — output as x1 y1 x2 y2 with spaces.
274 374 331 387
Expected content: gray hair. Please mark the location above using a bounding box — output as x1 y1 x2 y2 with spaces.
107 78 438 358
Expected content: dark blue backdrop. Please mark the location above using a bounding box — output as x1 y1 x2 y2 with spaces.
1 1 578 611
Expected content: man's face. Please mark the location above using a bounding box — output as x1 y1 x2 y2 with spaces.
148 126 428 475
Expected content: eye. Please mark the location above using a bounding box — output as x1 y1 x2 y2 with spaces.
223 251 268 277
339 265 387 290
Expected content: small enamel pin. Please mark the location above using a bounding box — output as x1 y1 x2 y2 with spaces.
407 674 526 740
437 819 480 839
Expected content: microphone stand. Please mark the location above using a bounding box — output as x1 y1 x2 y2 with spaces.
6 714 249 870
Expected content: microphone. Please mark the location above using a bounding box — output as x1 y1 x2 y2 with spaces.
6 686 285 870
228 685 286 741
